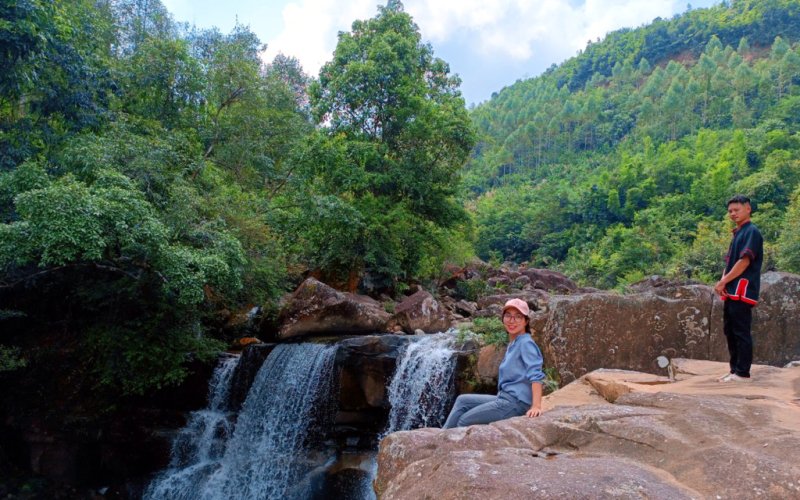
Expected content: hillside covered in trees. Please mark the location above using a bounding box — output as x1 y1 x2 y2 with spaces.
467 0 800 288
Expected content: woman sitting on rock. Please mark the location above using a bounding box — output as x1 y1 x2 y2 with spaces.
443 298 545 428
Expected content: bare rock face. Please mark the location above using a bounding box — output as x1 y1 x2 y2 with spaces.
537 272 800 384
539 285 723 383
521 268 578 293
376 360 800 499
275 278 390 339
474 344 505 388
720 271 800 367
387 291 452 334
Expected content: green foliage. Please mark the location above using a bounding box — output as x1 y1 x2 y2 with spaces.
458 317 507 347
468 1 800 285
0 0 478 400
542 367 561 395
0 345 27 372
455 278 488 302
777 185 800 272
294 2 475 290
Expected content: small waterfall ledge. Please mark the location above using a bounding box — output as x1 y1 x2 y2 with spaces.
145 333 470 500
144 344 338 500
384 333 458 434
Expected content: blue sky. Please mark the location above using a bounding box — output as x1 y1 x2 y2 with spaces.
162 0 721 106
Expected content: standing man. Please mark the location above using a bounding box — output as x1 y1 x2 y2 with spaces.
714 195 763 382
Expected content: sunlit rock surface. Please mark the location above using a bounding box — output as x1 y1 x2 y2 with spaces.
376 359 800 499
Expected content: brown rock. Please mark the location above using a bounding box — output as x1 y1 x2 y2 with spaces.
474 345 505 387
539 285 722 383
276 278 390 339
376 361 800 499
475 291 550 319
387 291 452 334
723 272 800 367
521 268 578 293
335 335 407 411
230 337 262 349
538 272 800 384
453 300 477 317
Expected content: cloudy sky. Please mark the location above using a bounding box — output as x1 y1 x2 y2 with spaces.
162 0 720 106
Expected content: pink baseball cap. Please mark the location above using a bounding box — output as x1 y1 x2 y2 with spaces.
502 298 530 317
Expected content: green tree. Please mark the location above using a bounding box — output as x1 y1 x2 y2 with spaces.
777 185 800 272
304 1 475 288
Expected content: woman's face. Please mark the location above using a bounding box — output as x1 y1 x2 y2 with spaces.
502 307 527 336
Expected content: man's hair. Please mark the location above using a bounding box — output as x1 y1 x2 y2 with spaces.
727 194 751 206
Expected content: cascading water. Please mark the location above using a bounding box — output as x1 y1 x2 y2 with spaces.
143 354 239 499
144 343 338 500
384 333 457 434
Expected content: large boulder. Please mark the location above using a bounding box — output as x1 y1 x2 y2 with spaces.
376 360 800 499
474 344 505 388
274 278 390 339
713 271 800 367
335 335 408 411
538 272 800 384
520 268 578 293
539 284 723 383
387 291 452 334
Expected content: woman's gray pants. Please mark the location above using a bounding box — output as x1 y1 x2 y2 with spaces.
442 392 529 429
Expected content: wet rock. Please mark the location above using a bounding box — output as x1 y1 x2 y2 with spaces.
335 335 408 411
475 344 505 388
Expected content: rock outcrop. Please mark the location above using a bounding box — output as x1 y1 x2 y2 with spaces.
334 335 409 435
387 291 451 334
274 278 391 339
727 271 800 367
538 284 722 383
536 272 800 383
376 359 800 499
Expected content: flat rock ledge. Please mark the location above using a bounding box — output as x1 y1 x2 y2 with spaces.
376 359 800 499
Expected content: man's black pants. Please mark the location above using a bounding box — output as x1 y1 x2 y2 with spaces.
723 299 753 377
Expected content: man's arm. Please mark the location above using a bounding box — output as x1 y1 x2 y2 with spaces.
714 256 751 297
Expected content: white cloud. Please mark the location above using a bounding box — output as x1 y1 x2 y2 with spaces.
263 0 685 78
262 0 376 72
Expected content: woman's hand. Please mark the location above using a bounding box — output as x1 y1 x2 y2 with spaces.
525 406 542 418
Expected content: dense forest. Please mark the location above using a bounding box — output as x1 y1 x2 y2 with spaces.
0 0 473 396
2 0 800 410
467 0 800 288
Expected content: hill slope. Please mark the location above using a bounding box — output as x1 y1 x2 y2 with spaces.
466 0 800 288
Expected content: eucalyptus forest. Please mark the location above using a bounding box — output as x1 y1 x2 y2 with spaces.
2 0 800 494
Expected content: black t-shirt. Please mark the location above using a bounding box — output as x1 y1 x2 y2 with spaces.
723 221 763 305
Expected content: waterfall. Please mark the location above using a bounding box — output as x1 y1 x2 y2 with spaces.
384 333 457 434
144 343 338 500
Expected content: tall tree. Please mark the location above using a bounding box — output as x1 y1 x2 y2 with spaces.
304 1 475 289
